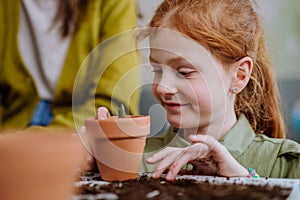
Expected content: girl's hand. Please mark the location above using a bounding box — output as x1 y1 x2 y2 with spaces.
190 135 249 177
146 142 210 180
147 134 248 181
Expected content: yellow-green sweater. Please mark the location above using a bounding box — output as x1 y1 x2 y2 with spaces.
0 0 141 133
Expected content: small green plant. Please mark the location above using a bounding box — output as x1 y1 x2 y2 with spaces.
118 104 126 118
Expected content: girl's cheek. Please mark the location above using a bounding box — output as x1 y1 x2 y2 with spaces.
152 84 160 99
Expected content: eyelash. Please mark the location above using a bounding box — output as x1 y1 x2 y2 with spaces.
178 71 191 76
151 69 193 77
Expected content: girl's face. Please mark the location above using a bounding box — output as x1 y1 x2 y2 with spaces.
149 29 236 135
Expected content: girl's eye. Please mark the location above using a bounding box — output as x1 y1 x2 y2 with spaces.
177 69 194 77
178 71 190 76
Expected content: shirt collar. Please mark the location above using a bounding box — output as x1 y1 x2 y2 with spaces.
219 114 255 158
163 128 190 147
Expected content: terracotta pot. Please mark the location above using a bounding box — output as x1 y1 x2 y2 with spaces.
84 115 150 181
0 133 85 200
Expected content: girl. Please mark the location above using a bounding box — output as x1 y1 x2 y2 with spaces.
98 0 300 180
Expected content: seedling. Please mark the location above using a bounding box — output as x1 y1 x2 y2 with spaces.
118 104 126 118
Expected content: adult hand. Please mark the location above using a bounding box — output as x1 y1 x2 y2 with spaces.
147 134 248 181
80 152 98 172
72 133 97 172
74 107 110 172
97 107 110 119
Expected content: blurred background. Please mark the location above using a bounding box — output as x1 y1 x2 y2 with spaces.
136 0 300 142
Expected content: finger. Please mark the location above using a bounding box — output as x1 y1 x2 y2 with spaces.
189 135 230 167
85 154 97 171
186 143 210 160
71 133 78 138
165 143 210 180
146 147 177 164
188 134 223 153
151 148 185 178
165 153 191 181
151 164 167 179
80 153 97 172
164 143 208 180
97 107 110 120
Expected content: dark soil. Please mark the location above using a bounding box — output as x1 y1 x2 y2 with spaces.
76 175 291 200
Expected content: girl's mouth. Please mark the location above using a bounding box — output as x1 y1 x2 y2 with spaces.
163 102 190 112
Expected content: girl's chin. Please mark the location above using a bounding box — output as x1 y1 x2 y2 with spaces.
168 119 198 129
167 116 209 131
168 119 183 128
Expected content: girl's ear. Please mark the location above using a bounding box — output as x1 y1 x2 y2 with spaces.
231 56 253 94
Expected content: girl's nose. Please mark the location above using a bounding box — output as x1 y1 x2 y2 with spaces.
155 76 177 95
156 83 176 95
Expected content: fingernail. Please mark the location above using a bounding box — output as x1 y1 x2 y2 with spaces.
166 171 173 180
98 116 106 120
146 157 153 163
189 135 196 142
152 172 158 178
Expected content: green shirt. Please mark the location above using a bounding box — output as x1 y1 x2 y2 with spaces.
142 115 300 179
